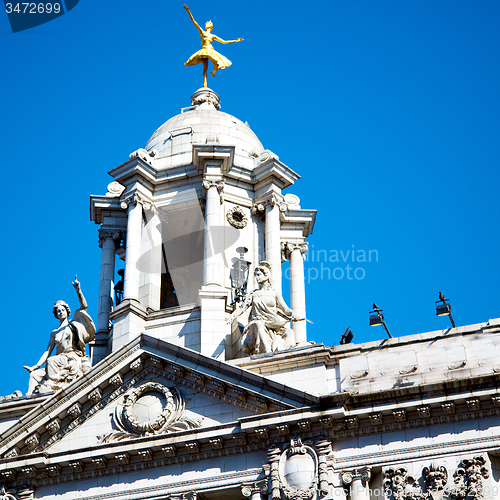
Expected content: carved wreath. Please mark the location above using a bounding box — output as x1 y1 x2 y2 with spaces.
122 382 176 434
226 206 248 229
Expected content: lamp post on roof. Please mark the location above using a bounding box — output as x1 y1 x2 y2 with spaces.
369 303 392 338
436 292 456 328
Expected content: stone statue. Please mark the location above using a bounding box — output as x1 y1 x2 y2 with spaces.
24 276 95 394
183 4 243 88
228 261 295 355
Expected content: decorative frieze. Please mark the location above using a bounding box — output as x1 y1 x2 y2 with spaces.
442 403 456 415
170 364 184 377
115 453 130 465
255 427 269 440
417 406 431 418
24 433 39 452
21 467 37 478
319 416 333 429
148 356 163 369
92 457 107 470
67 403 82 420
138 450 153 462
209 438 224 450
233 387 246 400
233 433 247 446
345 417 359 429
466 399 480 411
254 395 268 409
191 371 205 385
69 461 84 473
211 379 226 393
276 424 290 436
46 418 61 436
46 465 61 477
297 420 312 432
393 410 407 422
162 445 177 457
370 413 383 425
88 387 102 405
186 442 200 454
109 373 123 389
130 358 143 373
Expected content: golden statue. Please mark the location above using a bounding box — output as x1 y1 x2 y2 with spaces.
183 4 243 88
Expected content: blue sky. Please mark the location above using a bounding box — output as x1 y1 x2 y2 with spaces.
1 0 499 397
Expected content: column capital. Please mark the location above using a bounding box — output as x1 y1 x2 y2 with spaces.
281 241 308 261
98 229 125 249
120 192 151 210
342 467 372 485
241 481 267 497
202 179 224 204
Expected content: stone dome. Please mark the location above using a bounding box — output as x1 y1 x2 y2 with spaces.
144 88 264 170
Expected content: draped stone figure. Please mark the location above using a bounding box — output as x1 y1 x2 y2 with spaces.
228 261 295 355
24 276 95 394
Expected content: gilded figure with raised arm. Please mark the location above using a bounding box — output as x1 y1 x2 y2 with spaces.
183 4 243 88
24 276 95 394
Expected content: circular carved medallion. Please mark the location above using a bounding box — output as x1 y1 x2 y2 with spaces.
226 206 248 229
123 382 176 434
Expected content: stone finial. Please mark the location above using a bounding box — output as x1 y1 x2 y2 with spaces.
191 88 221 110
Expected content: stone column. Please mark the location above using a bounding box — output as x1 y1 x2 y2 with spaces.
96 230 119 334
202 180 224 287
265 195 284 293
342 468 372 500
122 194 145 301
282 242 308 344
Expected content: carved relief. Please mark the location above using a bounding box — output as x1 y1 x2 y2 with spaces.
267 437 331 500
383 467 426 500
98 382 201 443
446 457 489 500
226 205 248 228
423 463 448 500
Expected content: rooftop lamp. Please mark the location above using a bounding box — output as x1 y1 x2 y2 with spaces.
340 327 353 345
436 292 456 328
369 303 392 338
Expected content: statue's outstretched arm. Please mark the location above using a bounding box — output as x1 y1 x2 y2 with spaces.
276 292 293 317
23 334 56 373
72 275 88 311
213 35 244 44
183 4 203 34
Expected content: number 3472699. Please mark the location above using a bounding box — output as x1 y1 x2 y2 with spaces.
5 3 62 14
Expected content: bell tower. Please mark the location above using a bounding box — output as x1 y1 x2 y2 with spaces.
90 88 316 363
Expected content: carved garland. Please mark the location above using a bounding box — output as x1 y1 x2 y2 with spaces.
226 206 248 229
122 382 176 434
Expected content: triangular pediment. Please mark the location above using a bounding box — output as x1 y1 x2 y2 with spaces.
0 334 318 484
